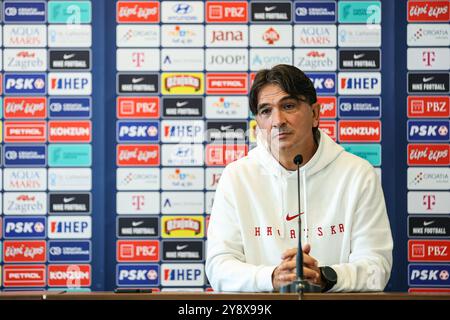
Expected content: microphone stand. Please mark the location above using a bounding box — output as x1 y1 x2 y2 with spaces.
280 155 321 298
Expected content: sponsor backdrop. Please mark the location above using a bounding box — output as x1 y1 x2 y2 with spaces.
0 0 448 292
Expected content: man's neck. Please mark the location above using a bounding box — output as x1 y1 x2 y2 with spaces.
277 140 318 171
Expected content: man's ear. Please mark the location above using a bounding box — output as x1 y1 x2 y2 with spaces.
311 102 321 127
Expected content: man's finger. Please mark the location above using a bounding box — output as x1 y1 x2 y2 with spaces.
281 248 297 260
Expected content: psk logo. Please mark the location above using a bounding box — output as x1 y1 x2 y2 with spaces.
441 270 450 280
173 3 192 15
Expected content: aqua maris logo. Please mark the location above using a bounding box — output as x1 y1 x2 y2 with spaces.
3 1 46 23
4 168 47 191
3 25 47 47
48 1 92 24
294 25 337 47
338 1 381 23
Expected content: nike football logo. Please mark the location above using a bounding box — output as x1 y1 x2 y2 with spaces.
132 77 144 84
63 54 76 60
265 6 276 12
176 245 188 250
423 221 435 227
176 101 188 107
132 221 144 227
221 125 232 130
423 77 434 83
353 54 365 59
286 212 304 221
63 197 75 203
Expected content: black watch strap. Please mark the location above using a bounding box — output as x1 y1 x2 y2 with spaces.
320 266 337 293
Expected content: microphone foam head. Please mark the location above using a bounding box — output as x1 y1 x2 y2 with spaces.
293 154 303 165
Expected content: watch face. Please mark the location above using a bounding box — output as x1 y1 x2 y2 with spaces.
323 267 337 283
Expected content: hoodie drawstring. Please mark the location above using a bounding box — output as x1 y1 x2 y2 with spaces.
302 169 309 245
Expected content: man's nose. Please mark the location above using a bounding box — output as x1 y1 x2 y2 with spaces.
271 107 286 128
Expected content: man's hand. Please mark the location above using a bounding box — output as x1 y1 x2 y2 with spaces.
272 244 324 291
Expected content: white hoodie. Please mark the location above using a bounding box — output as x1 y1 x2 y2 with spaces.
206 129 393 292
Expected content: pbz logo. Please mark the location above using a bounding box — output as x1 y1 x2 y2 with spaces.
117 121 159 142
408 120 450 142
4 74 46 94
116 264 159 286
4 217 46 239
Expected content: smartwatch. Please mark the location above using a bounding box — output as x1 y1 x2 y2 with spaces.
320 266 337 292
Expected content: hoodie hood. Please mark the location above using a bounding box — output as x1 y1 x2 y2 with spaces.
248 128 345 242
249 128 345 179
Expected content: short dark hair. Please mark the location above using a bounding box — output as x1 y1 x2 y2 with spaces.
249 64 317 116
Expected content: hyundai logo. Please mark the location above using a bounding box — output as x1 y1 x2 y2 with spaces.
173 4 192 15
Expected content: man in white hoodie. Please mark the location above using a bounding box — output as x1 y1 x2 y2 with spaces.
206 64 393 293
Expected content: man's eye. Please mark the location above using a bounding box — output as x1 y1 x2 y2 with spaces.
284 104 295 110
260 109 270 115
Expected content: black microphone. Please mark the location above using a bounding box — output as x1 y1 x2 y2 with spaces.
280 154 321 296
293 154 304 282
